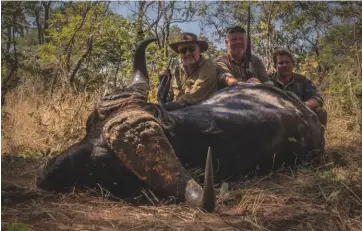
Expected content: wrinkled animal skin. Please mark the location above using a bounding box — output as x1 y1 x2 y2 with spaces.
36 38 324 212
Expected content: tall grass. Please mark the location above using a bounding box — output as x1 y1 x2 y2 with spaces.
1 68 361 163
1 68 361 231
1 84 102 156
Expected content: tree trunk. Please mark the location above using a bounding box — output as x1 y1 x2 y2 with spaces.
113 59 121 91
354 23 362 77
314 30 323 86
265 2 275 71
2 12 19 105
12 13 18 69
69 37 93 88
6 26 12 54
136 1 146 42
34 9 44 44
162 2 174 58
65 4 90 78
42 1 51 43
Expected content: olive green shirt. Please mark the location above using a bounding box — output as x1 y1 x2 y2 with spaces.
216 53 268 87
168 57 219 105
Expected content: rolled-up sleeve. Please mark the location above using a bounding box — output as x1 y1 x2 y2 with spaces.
216 57 233 87
303 78 324 106
252 56 268 83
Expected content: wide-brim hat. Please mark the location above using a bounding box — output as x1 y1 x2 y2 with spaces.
169 32 209 54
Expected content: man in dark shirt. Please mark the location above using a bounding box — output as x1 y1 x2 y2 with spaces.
269 49 327 127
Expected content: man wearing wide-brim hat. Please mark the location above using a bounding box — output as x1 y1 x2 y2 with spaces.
158 32 220 110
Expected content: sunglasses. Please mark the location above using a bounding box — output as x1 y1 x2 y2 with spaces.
178 46 196 54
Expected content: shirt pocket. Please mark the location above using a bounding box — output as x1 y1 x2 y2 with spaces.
184 78 196 93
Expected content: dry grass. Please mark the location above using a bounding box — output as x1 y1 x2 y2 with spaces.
2 84 362 230
1 87 102 156
2 153 361 230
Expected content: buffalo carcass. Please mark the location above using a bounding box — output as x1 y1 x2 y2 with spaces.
36 38 325 212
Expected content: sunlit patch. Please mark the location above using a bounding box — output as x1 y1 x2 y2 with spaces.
241 88 295 109
163 174 174 183
203 87 304 122
288 137 298 143
186 179 200 189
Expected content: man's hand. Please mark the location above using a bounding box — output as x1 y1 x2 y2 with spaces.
225 75 261 86
158 69 171 83
305 98 321 110
246 77 261 85
225 75 238 86
157 69 172 104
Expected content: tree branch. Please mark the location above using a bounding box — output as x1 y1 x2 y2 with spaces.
64 3 91 54
69 36 93 86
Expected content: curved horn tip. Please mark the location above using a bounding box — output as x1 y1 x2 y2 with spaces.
129 37 158 88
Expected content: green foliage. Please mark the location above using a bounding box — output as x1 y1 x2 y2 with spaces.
219 182 229 195
36 43 57 67
1 1 362 117
355 83 362 99
199 34 224 60
7 223 33 231
33 2 138 90
317 169 347 182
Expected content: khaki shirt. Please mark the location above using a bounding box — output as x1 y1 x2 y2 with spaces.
168 58 219 105
269 72 324 106
216 53 268 87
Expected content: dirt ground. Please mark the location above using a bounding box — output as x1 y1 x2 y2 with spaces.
2 144 362 231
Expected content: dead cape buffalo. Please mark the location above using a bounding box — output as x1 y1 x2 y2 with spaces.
36 38 325 212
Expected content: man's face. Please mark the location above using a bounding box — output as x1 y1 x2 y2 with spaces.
274 55 294 77
226 32 247 57
178 43 201 66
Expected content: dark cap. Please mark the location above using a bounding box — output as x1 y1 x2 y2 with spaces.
226 26 246 35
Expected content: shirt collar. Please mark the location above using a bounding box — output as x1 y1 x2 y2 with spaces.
225 53 245 66
274 72 294 86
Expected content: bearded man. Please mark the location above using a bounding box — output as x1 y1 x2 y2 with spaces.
158 32 221 110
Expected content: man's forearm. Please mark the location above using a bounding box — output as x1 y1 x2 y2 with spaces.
225 75 238 86
305 98 321 110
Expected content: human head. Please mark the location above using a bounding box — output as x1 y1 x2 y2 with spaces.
225 26 247 58
169 32 208 65
272 49 295 77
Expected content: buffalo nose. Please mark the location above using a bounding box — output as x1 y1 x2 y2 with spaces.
36 163 47 188
184 179 203 206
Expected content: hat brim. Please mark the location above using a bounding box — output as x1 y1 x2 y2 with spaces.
169 41 209 54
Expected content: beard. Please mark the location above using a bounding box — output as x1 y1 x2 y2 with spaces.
230 46 246 58
182 56 198 65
